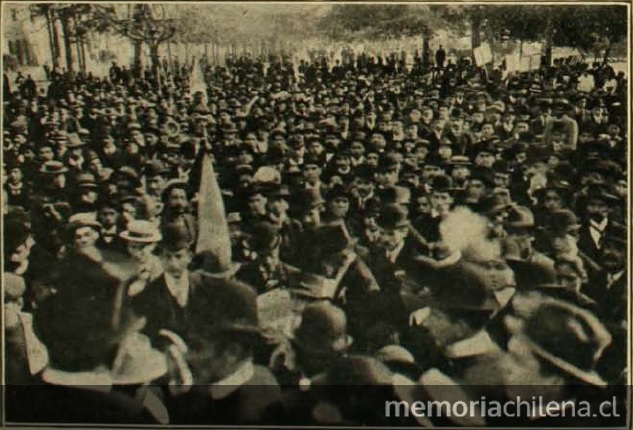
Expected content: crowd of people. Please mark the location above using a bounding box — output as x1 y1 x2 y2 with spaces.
3 44 628 426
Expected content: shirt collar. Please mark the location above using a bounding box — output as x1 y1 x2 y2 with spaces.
444 330 500 359
608 270 625 283
387 240 406 262
589 218 608 231
164 271 190 307
42 366 113 392
208 360 254 400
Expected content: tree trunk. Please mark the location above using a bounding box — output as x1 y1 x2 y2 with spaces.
602 41 612 65
133 40 144 76
51 12 62 69
45 9 56 66
471 15 482 59
150 44 161 87
543 17 554 67
60 16 74 72
80 39 87 72
421 31 431 70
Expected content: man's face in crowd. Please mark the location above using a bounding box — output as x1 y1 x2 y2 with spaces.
243 133 257 147
466 179 487 201
438 144 453 160
405 124 418 139
127 242 156 264
475 152 496 168
370 133 387 151
431 190 453 214
302 207 321 230
267 196 288 217
144 133 159 147
376 168 399 187
303 164 321 183
381 226 408 251
586 198 609 222
515 122 529 135
438 106 449 120
353 177 374 198
167 188 189 213
248 193 267 215
471 111 484 124
74 226 98 249
307 141 325 157
392 121 404 135
161 248 192 278
366 152 379 167
38 146 55 162
98 207 119 228
8 168 23 184
147 175 166 197
481 123 495 137
450 120 463 136
335 156 351 171
327 196 350 218
494 171 510 188
52 173 66 189
422 164 443 180
601 242 626 273
555 261 583 292
415 195 432 215
350 141 365 158
431 119 444 134
421 108 433 123
452 165 470 182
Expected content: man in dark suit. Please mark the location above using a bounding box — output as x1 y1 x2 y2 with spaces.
132 222 200 345
236 222 301 295
165 277 281 424
577 185 622 263
6 254 163 424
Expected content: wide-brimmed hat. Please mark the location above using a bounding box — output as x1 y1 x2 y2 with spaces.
120 220 162 244
34 254 147 372
66 133 85 149
67 212 102 232
548 209 581 235
507 293 612 387
40 160 68 175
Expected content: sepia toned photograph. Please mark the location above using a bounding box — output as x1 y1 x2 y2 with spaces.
2 2 630 427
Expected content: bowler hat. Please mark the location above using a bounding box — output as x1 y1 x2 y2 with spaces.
247 222 281 254
144 160 168 178
161 222 193 251
293 302 352 355
315 223 356 257
4 212 31 255
161 179 189 202
295 188 325 212
377 204 409 230
187 277 259 337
